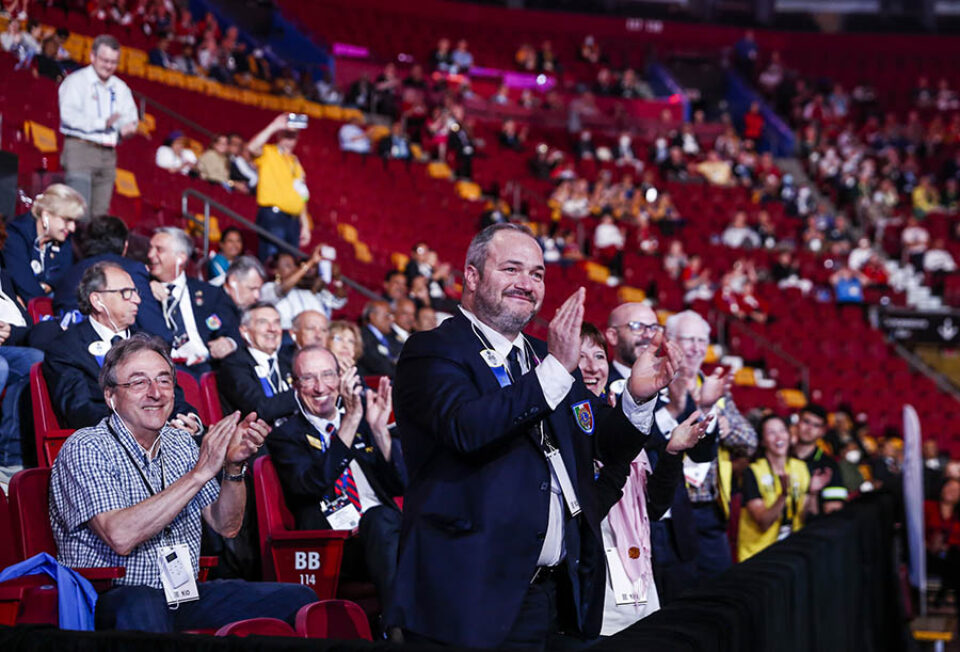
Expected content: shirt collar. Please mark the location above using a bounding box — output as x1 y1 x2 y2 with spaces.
459 305 525 362
109 412 165 461
84 64 115 88
612 359 632 381
299 398 342 441
392 324 410 340
89 316 128 343
248 346 276 369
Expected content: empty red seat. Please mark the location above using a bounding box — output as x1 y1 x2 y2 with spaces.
215 617 297 637
294 599 372 640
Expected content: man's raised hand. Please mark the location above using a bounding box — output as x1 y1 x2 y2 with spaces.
627 330 683 402
547 287 585 373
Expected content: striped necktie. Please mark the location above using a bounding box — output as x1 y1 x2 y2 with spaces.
326 423 362 511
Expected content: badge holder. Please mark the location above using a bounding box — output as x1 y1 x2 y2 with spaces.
604 547 648 606
158 543 199 607
321 494 361 531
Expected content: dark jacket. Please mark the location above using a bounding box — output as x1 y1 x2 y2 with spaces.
2 213 74 302
217 345 297 424
357 324 401 378
137 276 241 347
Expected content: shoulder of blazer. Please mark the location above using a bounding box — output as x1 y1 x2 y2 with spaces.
400 310 472 360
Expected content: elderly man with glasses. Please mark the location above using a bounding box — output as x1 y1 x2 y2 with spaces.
268 345 405 635
45 261 202 431
50 334 315 632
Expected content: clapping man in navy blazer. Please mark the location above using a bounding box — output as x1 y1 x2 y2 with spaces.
269 346 405 630
140 227 240 378
392 223 694 648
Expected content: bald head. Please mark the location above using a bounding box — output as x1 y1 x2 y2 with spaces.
605 302 660 366
291 310 330 348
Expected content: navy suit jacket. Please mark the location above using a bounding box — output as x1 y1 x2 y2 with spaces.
216 345 297 424
358 325 401 378
138 277 241 347
268 411 406 530
2 213 73 302
51 253 159 326
43 319 198 429
392 311 651 647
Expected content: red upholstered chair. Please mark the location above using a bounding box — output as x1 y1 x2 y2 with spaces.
176 371 204 423
199 372 223 423
253 456 351 600
295 599 373 640
26 297 53 324
38 429 74 467
215 617 297 637
29 364 62 460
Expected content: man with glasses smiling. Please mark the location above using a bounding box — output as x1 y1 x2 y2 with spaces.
603 302 665 399
268 345 405 633
44 262 201 431
50 334 315 632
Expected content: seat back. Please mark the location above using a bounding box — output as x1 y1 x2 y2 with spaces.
40 429 74 467
27 297 53 324
294 600 372 640
0 490 17 568
199 372 223 423
175 370 204 423
252 456 349 599
9 468 55 560
215 617 297 637
30 363 62 464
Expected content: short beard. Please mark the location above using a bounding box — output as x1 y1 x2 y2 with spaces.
617 336 651 367
473 285 536 337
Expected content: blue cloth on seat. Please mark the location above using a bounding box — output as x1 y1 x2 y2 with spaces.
0 552 98 630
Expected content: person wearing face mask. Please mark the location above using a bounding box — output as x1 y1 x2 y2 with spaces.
577 323 709 636
268 345 405 634
43 262 201 431
139 227 239 378
4 184 83 302
738 415 831 561
216 303 296 425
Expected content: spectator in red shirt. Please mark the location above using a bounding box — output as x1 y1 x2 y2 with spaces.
743 102 765 141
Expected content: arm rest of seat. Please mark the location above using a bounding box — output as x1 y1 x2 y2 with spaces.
268 528 356 542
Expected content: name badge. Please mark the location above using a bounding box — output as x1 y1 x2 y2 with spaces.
158 543 199 606
88 340 111 367
292 178 310 200
321 494 361 531
605 547 648 606
480 349 502 368
30 260 42 275
683 457 712 488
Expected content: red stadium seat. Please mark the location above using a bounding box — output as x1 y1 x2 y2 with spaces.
215 617 298 637
175 370 203 423
294 599 373 640
38 429 74 468
29 363 62 458
26 298 53 324
253 456 351 600
199 372 224 423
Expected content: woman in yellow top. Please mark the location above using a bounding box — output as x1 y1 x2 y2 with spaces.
738 415 831 561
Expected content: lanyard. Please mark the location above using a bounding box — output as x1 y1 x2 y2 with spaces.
107 419 166 498
163 283 185 332
94 83 116 120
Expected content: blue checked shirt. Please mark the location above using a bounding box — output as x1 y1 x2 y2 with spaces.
49 414 220 588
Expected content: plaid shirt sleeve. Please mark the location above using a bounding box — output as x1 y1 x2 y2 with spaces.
718 393 758 458
173 430 220 511
54 436 131 532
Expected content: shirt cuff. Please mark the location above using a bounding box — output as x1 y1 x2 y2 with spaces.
535 354 574 410
655 405 679 436
622 389 657 434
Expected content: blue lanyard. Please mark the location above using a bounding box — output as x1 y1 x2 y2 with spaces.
94 84 116 120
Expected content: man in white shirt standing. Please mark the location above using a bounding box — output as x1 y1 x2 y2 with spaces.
58 34 139 218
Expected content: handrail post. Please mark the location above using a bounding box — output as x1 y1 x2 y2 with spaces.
202 201 211 262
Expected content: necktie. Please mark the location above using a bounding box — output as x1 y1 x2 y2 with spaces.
164 283 186 340
327 423 362 511
110 335 122 346
507 346 524 381
268 357 281 392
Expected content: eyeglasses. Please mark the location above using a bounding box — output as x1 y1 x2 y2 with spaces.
295 370 340 387
614 321 664 335
800 416 825 429
115 374 176 393
97 287 140 301
676 336 709 346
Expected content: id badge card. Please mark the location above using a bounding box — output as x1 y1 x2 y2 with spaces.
683 456 711 488
292 178 310 200
605 547 647 605
322 495 361 531
545 449 581 517
158 544 199 605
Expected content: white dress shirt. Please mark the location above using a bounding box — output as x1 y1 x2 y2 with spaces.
0 283 25 328
301 407 382 513
459 307 656 567
260 282 348 329
58 65 138 146
88 315 128 343
167 274 210 364
247 346 289 394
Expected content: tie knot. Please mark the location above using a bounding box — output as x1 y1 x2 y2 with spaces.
166 284 176 294
325 423 336 434
110 335 123 346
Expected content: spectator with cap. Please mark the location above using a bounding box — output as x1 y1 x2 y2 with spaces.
49 334 315 632
358 300 401 379
58 34 139 218
260 247 348 329
247 114 312 261
4 183 82 302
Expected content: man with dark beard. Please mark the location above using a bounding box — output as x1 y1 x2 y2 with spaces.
392 224 700 648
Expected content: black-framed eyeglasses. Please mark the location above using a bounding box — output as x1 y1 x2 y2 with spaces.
97 287 140 301
615 321 664 334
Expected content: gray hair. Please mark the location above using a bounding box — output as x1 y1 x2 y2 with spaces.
154 226 194 260
99 333 175 391
292 344 340 379
464 223 534 277
362 300 388 325
77 261 125 316
92 34 120 56
665 310 711 340
225 255 266 284
241 301 279 328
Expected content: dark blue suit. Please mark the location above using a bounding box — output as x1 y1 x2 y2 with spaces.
392 311 650 647
2 213 73 302
51 253 158 326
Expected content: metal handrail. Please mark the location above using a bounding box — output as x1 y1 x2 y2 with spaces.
179 188 380 302
893 343 960 405
134 91 215 141
720 314 811 395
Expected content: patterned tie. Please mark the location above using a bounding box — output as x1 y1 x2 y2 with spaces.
326 423 362 511
268 357 281 392
164 283 186 339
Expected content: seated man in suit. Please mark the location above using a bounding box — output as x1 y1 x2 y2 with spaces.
217 302 296 424
140 227 239 378
219 255 266 327
269 345 405 627
357 300 401 378
290 310 329 349
43 261 201 432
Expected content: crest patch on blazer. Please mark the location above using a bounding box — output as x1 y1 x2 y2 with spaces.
572 400 594 435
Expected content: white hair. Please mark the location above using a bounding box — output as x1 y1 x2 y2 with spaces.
665 310 711 340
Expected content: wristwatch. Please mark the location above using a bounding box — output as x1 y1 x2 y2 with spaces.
223 462 247 482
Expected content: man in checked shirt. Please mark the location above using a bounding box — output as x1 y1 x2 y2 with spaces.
662 311 757 581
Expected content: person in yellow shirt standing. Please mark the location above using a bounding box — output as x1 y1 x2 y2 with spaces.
246 114 312 261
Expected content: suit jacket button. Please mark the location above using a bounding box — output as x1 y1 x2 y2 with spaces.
540 482 549 491
536 531 545 541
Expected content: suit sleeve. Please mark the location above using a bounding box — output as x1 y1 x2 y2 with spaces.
3 231 46 301
394 344 552 456
43 352 109 429
269 428 356 502
217 355 297 423
645 451 684 521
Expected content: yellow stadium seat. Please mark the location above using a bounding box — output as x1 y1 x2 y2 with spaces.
391 252 410 270
114 169 141 198
455 180 482 201
703 345 720 364
337 223 359 244
656 310 673 325
733 368 757 387
354 242 373 264
583 261 610 284
427 162 453 179
777 389 808 409
617 286 646 304
23 121 58 153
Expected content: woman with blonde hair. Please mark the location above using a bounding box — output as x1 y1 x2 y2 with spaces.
328 320 363 372
3 183 85 301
